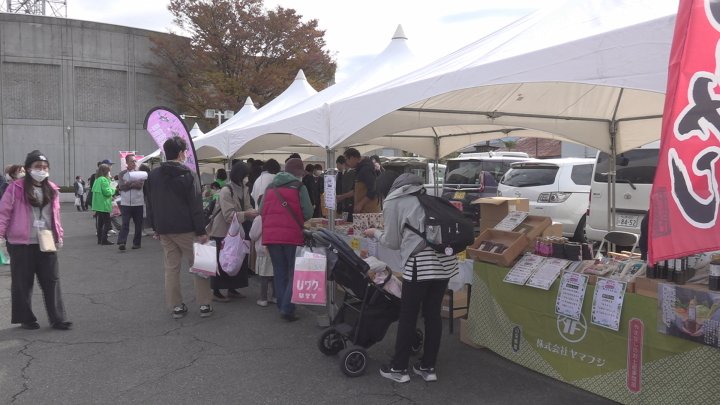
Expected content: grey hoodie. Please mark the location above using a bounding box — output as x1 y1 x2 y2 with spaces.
375 174 426 267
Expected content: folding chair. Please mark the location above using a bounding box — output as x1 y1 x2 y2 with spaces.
595 231 639 259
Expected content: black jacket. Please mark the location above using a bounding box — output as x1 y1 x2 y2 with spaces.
147 161 206 235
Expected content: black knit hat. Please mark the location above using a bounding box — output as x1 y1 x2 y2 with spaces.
24 150 49 168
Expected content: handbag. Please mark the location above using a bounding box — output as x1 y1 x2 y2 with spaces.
74 196 81 206
219 213 250 276
190 242 217 278
38 229 57 252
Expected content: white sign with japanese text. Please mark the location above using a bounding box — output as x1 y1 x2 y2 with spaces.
504 253 545 285
555 271 589 321
526 257 569 290
591 277 627 331
324 174 336 210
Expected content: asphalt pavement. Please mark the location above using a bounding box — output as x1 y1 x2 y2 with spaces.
0 205 615 404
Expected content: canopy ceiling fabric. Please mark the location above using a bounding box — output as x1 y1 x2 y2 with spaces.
328 0 678 156
192 69 318 159
218 25 423 158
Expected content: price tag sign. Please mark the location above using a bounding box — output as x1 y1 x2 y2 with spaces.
324 174 336 210
555 271 589 321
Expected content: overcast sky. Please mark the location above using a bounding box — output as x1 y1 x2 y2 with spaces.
68 0 559 82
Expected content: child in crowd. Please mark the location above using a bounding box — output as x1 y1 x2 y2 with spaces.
249 214 275 306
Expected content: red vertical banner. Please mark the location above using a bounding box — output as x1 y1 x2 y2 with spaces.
649 0 720 263
626 318 644 393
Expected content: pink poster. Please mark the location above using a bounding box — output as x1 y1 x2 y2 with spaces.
292 256 327 306
143 107 199 175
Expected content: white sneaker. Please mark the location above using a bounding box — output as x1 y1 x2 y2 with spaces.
268 297 277 304
108 229 117 235
256 299 268 307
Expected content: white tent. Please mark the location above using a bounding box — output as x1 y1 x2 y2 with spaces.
194 69 319 159
219 25 422 157
193 96 257 160
328 0 678 158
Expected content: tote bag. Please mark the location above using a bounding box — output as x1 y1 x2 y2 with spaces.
190 242 217 278
219 213 250 276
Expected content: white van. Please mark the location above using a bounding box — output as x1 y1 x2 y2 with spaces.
380 157 446 196
586 141 659 243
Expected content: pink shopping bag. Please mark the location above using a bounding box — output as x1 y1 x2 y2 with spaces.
291 255 327 306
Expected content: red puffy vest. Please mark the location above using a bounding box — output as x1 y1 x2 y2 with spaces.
261 183 304 246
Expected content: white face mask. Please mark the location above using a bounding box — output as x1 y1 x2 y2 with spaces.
30 169 49 182
374 162 381 171
15 171 25 179
314 170 322 176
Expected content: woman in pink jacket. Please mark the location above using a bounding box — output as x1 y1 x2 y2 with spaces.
0 150 72 330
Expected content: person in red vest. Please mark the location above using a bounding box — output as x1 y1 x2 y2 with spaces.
259 158 313 322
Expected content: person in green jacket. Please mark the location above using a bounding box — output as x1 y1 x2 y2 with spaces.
92 164 115 245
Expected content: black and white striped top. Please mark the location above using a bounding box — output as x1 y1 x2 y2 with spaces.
403 247 458 281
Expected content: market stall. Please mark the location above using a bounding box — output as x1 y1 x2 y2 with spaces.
465 263 720 404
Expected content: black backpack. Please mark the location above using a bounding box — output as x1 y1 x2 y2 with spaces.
405 188 475 255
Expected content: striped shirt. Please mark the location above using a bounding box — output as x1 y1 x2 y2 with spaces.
403 247 458 281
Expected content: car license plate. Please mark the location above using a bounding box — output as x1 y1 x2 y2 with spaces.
453 191 466 200
616 214 639 228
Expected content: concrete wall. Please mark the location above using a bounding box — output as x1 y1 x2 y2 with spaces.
0 14 176 186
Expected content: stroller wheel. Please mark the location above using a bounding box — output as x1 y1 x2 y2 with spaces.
411 329 424 354
318 328 346 356
339 346 368 377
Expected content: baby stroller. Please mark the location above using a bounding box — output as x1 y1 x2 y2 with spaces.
309 229 423 377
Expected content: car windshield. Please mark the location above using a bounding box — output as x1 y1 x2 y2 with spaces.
501 165 558 187
445 160 511 185
594 149 658 184
384 163 427 181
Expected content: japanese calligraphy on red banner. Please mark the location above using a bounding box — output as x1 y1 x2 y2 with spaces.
649 0 720 263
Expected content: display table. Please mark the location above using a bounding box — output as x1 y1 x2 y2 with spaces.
466 262 720 404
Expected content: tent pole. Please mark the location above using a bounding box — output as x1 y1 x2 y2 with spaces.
433 129 440 195
322 147 336 327
607 89 624 235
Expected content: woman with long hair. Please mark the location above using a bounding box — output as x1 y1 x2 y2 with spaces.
91 163 115 245
0 150 72 330
207 162 258 301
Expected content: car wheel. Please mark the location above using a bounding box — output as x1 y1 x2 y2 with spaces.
572 215 587 243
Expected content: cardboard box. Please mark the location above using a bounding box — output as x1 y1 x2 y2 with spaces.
541 222 564 238
467 229 529 267
442 286 468 319
459 318 484 349
472 197 529 233
515 215 551 248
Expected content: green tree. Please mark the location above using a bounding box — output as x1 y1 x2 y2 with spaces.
149 0 336 127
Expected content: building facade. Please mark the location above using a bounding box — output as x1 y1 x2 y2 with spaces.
0 13 174 185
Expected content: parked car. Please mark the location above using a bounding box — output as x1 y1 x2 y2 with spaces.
443 151 532 222
498 158 595 241
586 141 659 243
380 157 446 196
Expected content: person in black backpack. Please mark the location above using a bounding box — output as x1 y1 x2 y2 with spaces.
365 173 459 384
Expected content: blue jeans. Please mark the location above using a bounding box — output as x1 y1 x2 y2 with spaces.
267 244 297 315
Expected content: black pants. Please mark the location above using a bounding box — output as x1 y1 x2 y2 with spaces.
392 278 449 370
117 205 144 247
96 211 111 243
8 243 67 325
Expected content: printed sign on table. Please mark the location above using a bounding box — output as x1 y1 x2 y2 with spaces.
292 255 327 306
504 253 545 285
526 257 569 290
555 271 589 321
494 211 529 231
591 277 627 331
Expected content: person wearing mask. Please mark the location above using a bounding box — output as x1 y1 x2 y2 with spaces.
147 136 213 319
0 164 25 200
73 176 87 212
364 174 458 383
335 156 346 217
339 148 380 214
312 164 324 218
207 162 257 302
116 154 145 251
91 164 115 246
215 169 228 189
259 158 313 322
0 150 72 330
